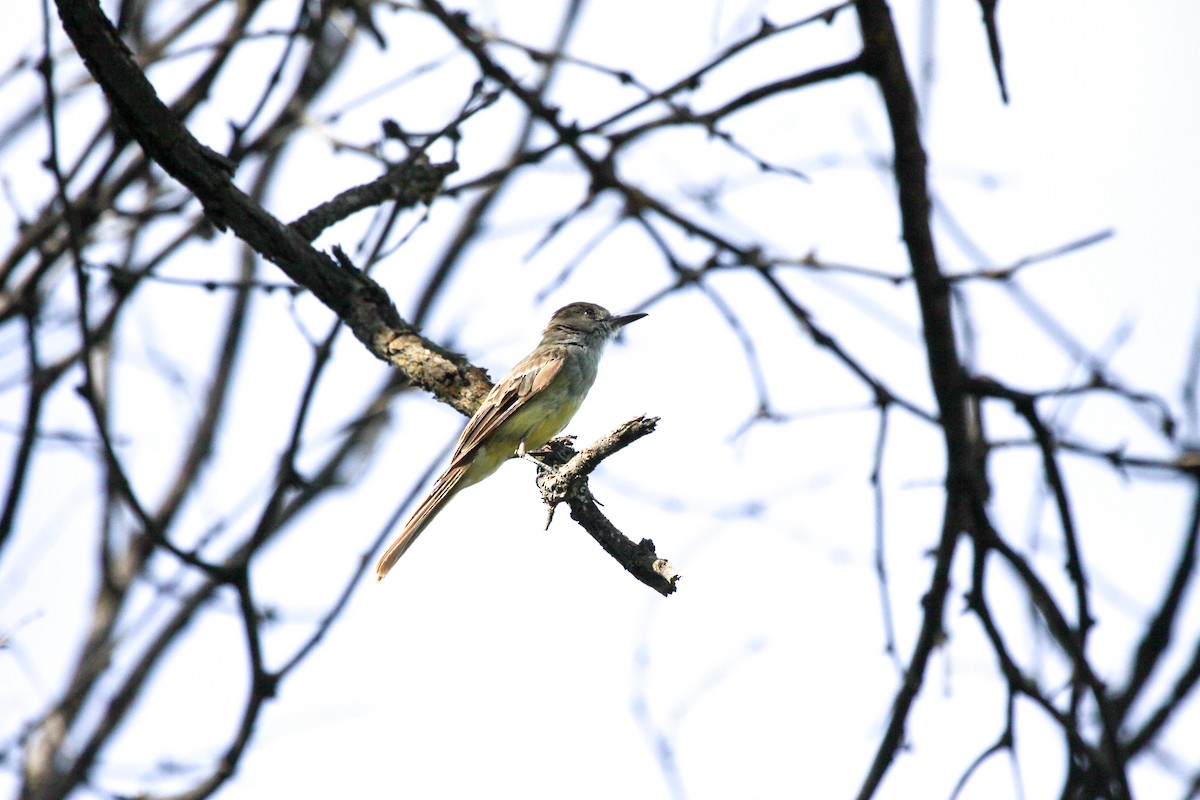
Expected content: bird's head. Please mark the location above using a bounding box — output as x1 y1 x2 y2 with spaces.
546 302 647 341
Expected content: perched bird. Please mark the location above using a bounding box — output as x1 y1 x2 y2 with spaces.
375 302 646 580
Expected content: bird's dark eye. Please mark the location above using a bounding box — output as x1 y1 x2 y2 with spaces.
584 307 595 317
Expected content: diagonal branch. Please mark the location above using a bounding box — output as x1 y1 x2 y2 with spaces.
53 0 489 416
535 417 679 596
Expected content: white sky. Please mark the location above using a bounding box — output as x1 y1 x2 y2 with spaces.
2 1 1199 799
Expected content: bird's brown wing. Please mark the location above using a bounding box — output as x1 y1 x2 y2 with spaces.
375 348 568 580
447 347 565 472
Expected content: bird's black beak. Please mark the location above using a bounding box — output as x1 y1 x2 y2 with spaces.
612 311 648 328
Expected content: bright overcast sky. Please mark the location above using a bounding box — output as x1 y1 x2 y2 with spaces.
2 1 1199 799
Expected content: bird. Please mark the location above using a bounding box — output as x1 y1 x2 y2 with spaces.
375 301 646 580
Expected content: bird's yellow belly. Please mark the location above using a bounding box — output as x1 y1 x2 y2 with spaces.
506 389 584 453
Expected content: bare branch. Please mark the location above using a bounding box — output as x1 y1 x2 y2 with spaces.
535 417 679 596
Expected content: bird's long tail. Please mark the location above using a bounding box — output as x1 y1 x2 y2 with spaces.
376 467 465 580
